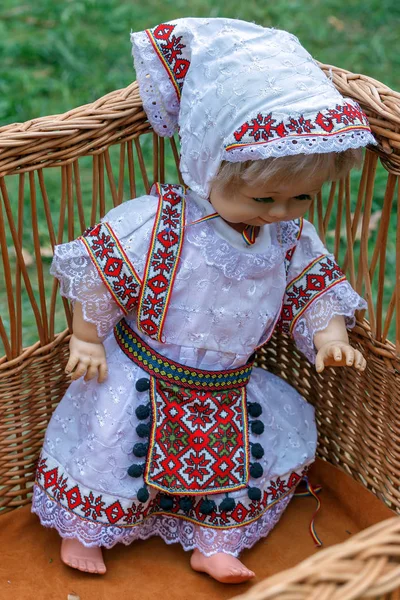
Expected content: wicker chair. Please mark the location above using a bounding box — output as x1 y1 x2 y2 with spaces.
1 64 400 599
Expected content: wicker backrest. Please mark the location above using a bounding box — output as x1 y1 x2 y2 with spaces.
0 66 399 521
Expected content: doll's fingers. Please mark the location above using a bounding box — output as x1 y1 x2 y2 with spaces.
84 364 98 382
354 350 366 370
344 346 355 366
65 355 79 374
315 353 325 373
70 360 89 381
329 345 342 362
98 362 109 383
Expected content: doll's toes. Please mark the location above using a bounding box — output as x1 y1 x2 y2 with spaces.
79 559 88 571
86 560 97 573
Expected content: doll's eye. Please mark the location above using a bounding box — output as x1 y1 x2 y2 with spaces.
294 194 311 201
253 197 274 203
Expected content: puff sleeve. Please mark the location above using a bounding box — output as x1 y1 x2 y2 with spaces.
279 219 367 363
50 195 158 340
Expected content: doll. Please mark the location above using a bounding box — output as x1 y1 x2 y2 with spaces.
32 18 375 584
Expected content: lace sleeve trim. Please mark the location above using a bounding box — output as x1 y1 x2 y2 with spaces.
50 239 125 341
292 281 367 363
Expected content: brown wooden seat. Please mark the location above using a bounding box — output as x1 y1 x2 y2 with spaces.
0 459 393 600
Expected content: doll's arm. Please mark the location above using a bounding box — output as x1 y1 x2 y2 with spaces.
313 314 366 373
280 219 367 367
65 301 108 384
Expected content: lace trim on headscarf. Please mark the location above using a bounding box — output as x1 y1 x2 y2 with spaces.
225 101 373 150
131 29 179 137
225 128 376 162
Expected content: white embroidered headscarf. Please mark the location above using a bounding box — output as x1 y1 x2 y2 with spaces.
131 17 376 200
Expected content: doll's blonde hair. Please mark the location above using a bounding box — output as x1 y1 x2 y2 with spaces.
212 149 363 192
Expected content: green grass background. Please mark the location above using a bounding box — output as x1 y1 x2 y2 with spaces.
1 0 399 351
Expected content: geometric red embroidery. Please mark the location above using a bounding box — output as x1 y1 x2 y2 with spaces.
44 467 58 489
82 492 105 521
145 379 250 495
146 23 190 100
66 486 82 510
226 102 371 151
137 183 185 342
105 501 125 524
279 254 346 334
35 453 307 530
79 222 142 314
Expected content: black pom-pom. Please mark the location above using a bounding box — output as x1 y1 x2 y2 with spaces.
136 423 150 438
127 463 144 478
199 499 217 515
250 463 263 478
135 404 151 420
248 402 262 418
179 497 193 513
159 495 174 510
251 420 265 435
133 442 148 457
137 487 149 503
219 497 236 512
251 443 264 459
248 487 262 501
135 378 150 392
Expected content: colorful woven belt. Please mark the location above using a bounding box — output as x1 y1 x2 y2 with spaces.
114 318 254 391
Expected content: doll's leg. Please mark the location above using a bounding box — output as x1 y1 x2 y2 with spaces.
190 549 255 584
188 492 297 583
188 523 254 583
61 538 106 574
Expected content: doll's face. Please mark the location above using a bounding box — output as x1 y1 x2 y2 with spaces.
209 171 327 226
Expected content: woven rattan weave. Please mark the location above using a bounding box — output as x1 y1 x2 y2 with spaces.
1 63 400 599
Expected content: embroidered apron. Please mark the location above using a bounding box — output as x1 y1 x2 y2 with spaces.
115 319 253 495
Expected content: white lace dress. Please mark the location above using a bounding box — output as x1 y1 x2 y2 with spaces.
31 189 366 556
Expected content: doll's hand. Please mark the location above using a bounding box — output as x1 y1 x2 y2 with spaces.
315 341 366 374
65 334 108 384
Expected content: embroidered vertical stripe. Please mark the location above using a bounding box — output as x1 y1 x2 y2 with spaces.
79 222 142 314
137 183 186 342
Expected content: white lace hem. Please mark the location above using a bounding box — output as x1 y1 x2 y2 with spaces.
50 239 124 340
224 129 377 162
31 485 293 556
293 281 367 363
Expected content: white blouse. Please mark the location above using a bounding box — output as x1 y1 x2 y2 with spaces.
50 189 366 368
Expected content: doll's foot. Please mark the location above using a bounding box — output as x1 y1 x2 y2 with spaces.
190 549 255 584
61 538 107 575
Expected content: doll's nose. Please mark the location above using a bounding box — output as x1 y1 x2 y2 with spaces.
267 203 288 219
